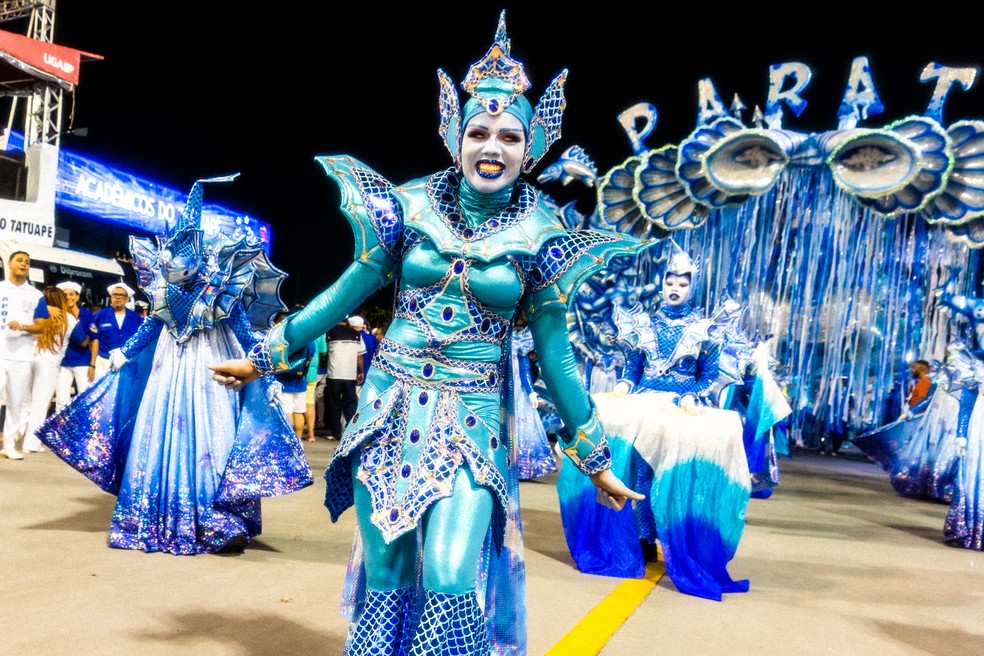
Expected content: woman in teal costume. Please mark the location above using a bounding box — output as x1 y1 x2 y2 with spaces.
212 12 647 655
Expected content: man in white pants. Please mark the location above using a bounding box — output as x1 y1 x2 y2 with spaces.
0 251 50 460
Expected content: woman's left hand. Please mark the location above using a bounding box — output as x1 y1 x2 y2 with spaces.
590 468 644 511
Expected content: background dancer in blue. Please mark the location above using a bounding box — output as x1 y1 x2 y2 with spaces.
211 12 649 654
558 245 752 601
38 176 312 555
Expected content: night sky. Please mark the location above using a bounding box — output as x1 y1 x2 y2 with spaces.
32 3 984 311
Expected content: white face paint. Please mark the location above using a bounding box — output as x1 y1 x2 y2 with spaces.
662 273 692 307
461 111 526 195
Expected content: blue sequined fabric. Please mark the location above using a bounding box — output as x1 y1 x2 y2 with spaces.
39 320 312 555
509 327 557 481
353 166 406 259
344 586 416 656
620 302 721 398
426 169 536 242
324 355 509 551
945 386 984 550
408 590 490 656
521 230 623 293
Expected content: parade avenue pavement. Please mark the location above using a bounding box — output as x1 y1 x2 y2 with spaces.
2 439 983 655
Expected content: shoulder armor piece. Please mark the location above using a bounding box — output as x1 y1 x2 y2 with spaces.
523 231 659 320
315 155 405 280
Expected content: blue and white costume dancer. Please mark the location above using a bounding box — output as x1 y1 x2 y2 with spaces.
211 12 650 655
854 276 976 503
38 176 312 555
944 341 984 549
558 246 751 601
508 323 558 481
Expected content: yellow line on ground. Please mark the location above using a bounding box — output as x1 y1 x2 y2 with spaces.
544 559 666 656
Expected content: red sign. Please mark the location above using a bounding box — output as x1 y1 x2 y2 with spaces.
0 29 102 87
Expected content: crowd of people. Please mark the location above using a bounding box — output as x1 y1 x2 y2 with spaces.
0 253 142 461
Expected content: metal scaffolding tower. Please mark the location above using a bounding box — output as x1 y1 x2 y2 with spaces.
0 0 63 146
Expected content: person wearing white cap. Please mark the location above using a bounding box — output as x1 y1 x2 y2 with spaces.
54 281 97 407
90 282 141 378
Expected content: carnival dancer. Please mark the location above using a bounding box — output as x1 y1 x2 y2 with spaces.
941 341 984 549
509 314 558 481
38 176 312 555
210 11 648 654
558 244 751 601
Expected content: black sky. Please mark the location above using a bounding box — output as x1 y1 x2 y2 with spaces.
34 2 984 308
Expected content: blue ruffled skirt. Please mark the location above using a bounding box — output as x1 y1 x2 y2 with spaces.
38 324 313 555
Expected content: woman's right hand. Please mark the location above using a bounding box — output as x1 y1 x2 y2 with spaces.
209 359 261 392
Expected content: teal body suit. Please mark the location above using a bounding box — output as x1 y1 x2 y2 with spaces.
251 155 650 654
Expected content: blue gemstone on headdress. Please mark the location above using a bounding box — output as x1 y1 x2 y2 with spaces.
442 306 454 321
480 318 491 333
549 246 563 260
422 363 434 378
418 391 429 405
410 429 421 444
409 300 418 312
488 219 500 228
488 98 500 113
531 267 544 284
462 228 474 240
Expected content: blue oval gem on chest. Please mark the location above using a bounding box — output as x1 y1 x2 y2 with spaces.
464 415 477 428
422 363 434 378
418 391 429 406
442 306 454 321
409 429 421 444
401 464 412 479
452 260 465 275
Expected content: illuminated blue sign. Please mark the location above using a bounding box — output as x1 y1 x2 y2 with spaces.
4 130 273 251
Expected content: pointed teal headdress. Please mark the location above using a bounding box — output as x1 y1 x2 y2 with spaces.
438 10 568 174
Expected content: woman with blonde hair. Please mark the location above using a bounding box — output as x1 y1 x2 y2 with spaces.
22 286 76 453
